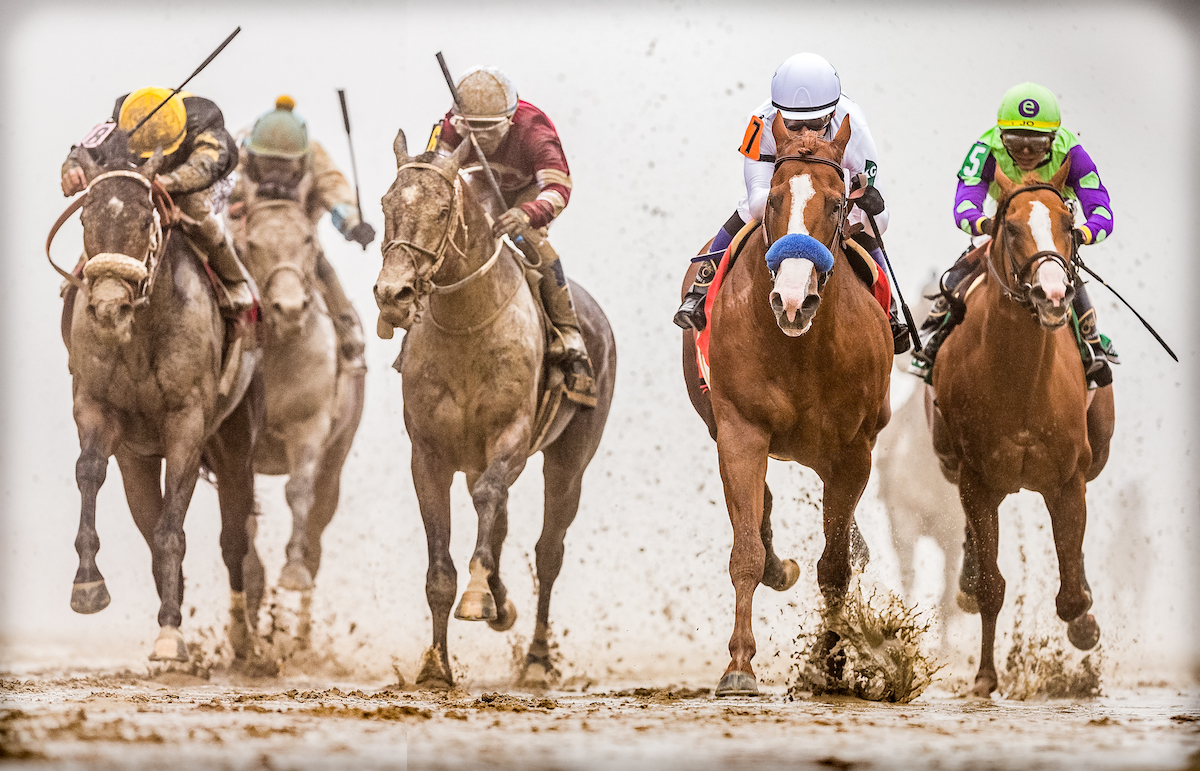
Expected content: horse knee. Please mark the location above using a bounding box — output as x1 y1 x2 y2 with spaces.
426 562 457 609
76 454 107 488
729 539 766 584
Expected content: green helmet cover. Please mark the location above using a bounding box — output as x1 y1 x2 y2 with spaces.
245 97 309 159
997 82 1061 132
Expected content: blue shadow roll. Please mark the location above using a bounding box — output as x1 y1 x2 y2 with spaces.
765 233 834 275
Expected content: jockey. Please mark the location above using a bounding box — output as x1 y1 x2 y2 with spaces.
227 95 376 369
910 82 1118 388
61 87 253 313
431 65 596 407
673 52 910 354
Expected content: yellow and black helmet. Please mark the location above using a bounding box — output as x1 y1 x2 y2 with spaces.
118 87 187 158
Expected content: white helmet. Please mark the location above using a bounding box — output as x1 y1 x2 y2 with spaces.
770 53 841 120
454 65 518 121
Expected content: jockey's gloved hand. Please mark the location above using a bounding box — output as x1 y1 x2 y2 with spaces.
495 206 531 238
1072 227 1088 247
62 166 87 196
978 217 995 236
348 221 376 250
854 185 886 217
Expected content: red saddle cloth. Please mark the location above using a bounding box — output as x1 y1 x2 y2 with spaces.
694 245 735 394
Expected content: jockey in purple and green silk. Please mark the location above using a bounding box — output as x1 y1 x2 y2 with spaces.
911 82 1119 388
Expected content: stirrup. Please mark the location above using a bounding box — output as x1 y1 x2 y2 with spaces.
890 314 911 355
673 290 707 331
563 359 598 408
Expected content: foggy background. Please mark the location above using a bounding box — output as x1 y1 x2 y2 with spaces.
2 1 1196 690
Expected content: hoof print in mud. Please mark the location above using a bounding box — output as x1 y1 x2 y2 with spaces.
715 671 759 697
70 580 111 614
1067 613 1101 651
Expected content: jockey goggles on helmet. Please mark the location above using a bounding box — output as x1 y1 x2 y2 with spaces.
1001 129 1055 157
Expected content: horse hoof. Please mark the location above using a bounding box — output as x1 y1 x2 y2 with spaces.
715 671 759 697
148 626 189 662
518 660 550 690
971 672 997 697
956 590 980 615
70 580 111 614
454 590 497 621
1067 613 1101 651
772 559 800 592
416 649 454 690
278 562 314 592
488 598 517 632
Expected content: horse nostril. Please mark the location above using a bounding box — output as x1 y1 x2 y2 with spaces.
271 301 285 315
397 287 417 305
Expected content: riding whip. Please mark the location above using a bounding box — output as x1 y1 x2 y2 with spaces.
128 26 242 141
1072 253 1178 362
435 51 508 209
863 208 922 352
337 89 366 246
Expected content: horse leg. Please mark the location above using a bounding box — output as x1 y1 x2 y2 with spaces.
147 408 206 663
206 394 259 661
714 413 770 697
1044 473 1100 650
957 525 980 614
278 420 330 592
816 443 873 607
759 484 799 591
1085 385 1115 482
69 401 121 615
412 442 456 689
455 433 528 625
958 464 1007 696
924 385 960 485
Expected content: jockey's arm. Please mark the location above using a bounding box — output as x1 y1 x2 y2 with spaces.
739 157 773 223
521 126 572 230
839 107 888 236
306 140 372 246
1064 144 1113 245
953 144 994 237
158 128 236 195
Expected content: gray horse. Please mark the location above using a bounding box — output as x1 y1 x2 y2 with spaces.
237 193 365 636
374 132 617 689
61 135 263 663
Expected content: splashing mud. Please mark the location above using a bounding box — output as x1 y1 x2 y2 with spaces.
1001 628 1103 700
790 580 939 703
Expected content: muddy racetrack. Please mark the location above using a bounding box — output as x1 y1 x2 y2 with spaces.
3 670 1198 770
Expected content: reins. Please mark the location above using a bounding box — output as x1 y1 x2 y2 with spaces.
988 182 1078 312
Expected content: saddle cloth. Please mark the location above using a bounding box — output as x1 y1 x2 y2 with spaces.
695 220 762 393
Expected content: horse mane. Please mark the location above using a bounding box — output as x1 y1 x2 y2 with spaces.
777 129 839 161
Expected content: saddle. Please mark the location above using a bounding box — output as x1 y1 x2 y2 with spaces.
694 219 763 392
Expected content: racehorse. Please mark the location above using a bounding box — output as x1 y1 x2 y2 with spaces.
680 116 893 696
56 132 263 663
926 161 1115 696
374 131 617 689
237 193 365 634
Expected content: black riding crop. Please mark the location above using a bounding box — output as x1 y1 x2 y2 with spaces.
128 26 242 141
863 209 922 352
1072 253 1178 362
337 88 367 249
435 51 508 210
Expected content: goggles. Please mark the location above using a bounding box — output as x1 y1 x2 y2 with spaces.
782 114 832 134
1001 131 1054 157
451 115 511 134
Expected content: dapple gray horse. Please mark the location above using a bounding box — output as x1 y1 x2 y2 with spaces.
60 134 262 663
374 132 616 689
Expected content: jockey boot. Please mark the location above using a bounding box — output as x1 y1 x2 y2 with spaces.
889 305 911 355
673 256 718 331
519 232 598 408
909 249 977 375
1073 282 1117 389
187 213 255 315
315 252 366 370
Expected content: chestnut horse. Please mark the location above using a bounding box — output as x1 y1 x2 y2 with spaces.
58 133 263 663
374 132 617 689
927 162 1115 696
680 116 892 696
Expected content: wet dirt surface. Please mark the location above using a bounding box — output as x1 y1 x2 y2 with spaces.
2 673 1197 770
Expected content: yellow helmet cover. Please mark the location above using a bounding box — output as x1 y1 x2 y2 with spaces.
118 87 188 158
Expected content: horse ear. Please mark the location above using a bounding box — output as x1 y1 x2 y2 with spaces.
393 129 410 168
770 112 789 152
1049 153 1071 192
445 134 472 176
830 116 852 162
139 147 164 181
993 163 1017 201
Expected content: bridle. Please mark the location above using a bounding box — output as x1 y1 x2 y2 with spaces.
987 182 1077 312
46 169 174 305
768 153 849 264
245 198 317 299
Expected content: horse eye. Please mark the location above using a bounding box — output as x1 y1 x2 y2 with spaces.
437 207 450 220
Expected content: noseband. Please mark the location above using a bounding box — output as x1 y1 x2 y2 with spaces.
379 162 470 298
246 199 317 299
988 182 1078 312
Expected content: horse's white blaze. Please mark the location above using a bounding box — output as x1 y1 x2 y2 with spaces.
1036 260 1069 306
1027 201 1057 253
107 197 124 216
787 174 816 236
400 184 421 205
771 257 816 323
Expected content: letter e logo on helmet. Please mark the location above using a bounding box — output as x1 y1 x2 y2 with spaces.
1018 99 1039 118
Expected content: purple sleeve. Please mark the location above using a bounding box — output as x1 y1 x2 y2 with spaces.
1065 144 1113 244
953 154 995 236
